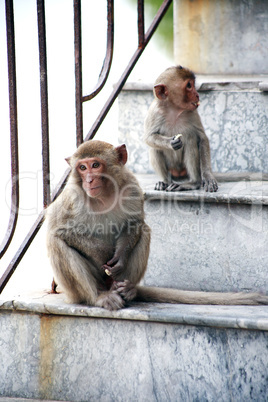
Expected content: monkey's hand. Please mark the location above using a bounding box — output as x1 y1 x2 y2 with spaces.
102 253 126 279
170 134 183 150
112 280 137 302
202 172 218 192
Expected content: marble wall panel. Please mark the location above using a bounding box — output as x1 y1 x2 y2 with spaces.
0 311 267 401
144 199 268 293
118 89 268 174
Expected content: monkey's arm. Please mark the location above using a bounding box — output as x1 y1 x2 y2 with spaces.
144 103 181 151
102 220 142 279
145 133 181 151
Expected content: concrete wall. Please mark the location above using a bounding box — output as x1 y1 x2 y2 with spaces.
143 192 268 293
118 81 268 175
1 305 268 401
174 0 268 74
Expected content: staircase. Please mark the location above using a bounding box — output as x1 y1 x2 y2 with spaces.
0 77 268 401
119 77 268 294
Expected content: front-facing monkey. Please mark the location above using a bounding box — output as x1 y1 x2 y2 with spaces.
46 140 268 310
144 65 218 192
46 140 150 310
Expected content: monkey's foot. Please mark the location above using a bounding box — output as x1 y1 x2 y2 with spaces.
166 182 201 191
165 183 181 191
95 291 125 311
49 278 58 294
202 178 218 192
113 280 137 302
155 181 169 191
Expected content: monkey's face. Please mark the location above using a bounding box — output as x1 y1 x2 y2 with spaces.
155 78 200 113
183 79 200 111
76 157 107 199
169 78 200 111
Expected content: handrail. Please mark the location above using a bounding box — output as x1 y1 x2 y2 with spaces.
82 0 114 102
86 0 172 142
0 0 172 293
37 0 51 208
74 0 114 147
0 0 19 259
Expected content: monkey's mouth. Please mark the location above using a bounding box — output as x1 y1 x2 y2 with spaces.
192 101 200 108
83 183 102 195
88 186 102 193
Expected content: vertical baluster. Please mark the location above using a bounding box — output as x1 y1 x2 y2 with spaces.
37 0 51 207
74 0 83 147
0 0 19 259
138 0 145 48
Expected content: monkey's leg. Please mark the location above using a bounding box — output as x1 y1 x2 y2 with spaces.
150 149 171 190
166 142 201 191
49 236 125 310
48 236 100 304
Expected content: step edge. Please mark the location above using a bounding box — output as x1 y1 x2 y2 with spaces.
144 189 268 206
1 293 268 331
121 76 268 92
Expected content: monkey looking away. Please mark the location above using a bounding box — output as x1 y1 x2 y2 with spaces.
144 65 218 192
46 140 268 310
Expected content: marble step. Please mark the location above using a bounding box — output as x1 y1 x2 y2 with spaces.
0 399 61 402
136 174 268 295
0 291 268 401
118 76 268 175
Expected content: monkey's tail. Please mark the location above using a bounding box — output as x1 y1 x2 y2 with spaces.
135 286 268 306
214 172 268 182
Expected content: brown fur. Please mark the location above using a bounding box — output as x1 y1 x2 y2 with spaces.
145 65 268 190
46 140 268 310
154 65 195 87
144 65 218 192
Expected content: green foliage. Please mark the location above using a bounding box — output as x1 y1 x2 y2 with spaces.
131 0 174 56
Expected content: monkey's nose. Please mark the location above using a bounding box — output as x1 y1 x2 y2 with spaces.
86 175 94 183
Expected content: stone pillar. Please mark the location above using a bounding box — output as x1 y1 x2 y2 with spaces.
174 0 268 75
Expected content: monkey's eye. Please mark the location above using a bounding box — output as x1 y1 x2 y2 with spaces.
79 165 87 171
92 162 100 169
186 81 192 89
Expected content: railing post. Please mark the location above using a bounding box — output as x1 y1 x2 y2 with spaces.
138 0 145 48
0 0 19 259
0 0 173 293
74 0 83 147
37 0 51 208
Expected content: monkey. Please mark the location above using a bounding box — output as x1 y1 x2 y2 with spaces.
46 140 268 310
144 65 268 193
46 140 151 310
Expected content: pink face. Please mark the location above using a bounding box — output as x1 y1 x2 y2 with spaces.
76 157 106 198
184 79 200 111
154 78 200 112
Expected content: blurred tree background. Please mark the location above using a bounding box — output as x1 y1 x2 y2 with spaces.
129 0 173 57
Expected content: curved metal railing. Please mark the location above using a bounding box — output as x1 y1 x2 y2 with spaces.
0 0 172 293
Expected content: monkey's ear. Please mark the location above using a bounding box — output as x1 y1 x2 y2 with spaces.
65 157 71 165
115 144 128 165
154 84 168 100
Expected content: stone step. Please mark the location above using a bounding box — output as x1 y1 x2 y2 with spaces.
136 174 268 294
0 292 268 401
118 76 268 174
0 399 61 402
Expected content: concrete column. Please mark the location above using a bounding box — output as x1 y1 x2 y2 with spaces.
174 0 268 74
